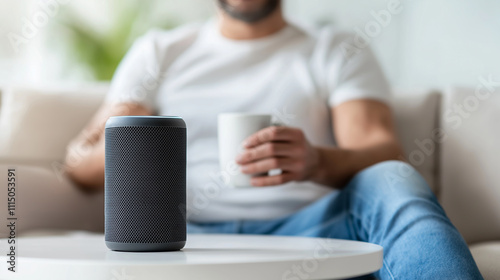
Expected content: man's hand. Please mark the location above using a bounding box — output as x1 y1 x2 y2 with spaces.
236 126 320 187
236 100 403 189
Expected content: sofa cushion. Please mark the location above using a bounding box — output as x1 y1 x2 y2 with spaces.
0 85 107 164
440 86 500 244
0 164 104 237
0 86 441 189
392 90 441 193
0 87 3 116
470 242 500 280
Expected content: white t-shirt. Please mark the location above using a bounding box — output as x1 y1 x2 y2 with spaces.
106 19 391 222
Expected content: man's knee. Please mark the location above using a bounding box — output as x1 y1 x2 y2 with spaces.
344 161 442 227
360 160 416 179
347 160 433 199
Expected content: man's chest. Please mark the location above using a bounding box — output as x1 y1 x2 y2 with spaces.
156 51 326 119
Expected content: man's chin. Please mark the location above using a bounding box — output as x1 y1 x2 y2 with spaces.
218 0 280 23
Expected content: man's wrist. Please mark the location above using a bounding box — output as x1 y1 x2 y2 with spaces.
310 147 354 189
310 146 332 186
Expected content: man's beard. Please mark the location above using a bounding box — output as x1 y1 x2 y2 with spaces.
218 0 281 23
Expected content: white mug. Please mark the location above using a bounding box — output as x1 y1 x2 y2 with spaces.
218 113 273 188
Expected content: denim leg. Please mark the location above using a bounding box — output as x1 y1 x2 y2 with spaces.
240 190 356 239
187 220 240 234
342 160 482 280
190 160 483 279
239 160 483 280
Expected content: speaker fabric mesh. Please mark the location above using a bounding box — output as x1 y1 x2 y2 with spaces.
105 125 186 245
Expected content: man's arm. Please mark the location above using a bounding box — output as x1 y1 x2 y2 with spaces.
313 99 403 187
64 102 152 190
236 99 404 188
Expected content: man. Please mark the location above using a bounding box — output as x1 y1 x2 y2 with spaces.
64 0 483 279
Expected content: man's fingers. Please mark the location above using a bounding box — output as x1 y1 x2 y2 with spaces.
243 126 302 148
251 173 296 187
236 143 298 164
240 158 301 174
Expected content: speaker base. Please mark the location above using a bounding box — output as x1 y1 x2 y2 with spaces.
105 240 186 252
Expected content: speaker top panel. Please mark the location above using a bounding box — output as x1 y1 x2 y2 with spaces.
106 116 186 128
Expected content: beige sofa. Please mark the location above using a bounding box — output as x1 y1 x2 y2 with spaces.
0 85 499 279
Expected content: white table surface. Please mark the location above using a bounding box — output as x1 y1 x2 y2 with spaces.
0 233 383 280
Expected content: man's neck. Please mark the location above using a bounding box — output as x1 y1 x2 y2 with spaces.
217 8 287 40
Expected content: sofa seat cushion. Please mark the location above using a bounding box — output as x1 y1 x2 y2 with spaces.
0 164 104 237
470 242 500 280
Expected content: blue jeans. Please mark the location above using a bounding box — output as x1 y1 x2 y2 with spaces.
188 161 483 280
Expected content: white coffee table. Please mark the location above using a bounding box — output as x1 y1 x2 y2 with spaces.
0 233 382 280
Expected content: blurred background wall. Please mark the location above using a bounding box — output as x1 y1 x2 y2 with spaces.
1 0 499 89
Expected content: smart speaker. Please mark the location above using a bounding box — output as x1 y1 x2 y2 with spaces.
104 116 187 252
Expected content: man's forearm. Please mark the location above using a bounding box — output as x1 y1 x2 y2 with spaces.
65 139 105 190
311 141 403 189
63 102 153 190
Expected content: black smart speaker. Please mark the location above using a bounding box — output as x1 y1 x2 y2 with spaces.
104 116 187 252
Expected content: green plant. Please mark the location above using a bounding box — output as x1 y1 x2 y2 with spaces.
58 1 177 81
